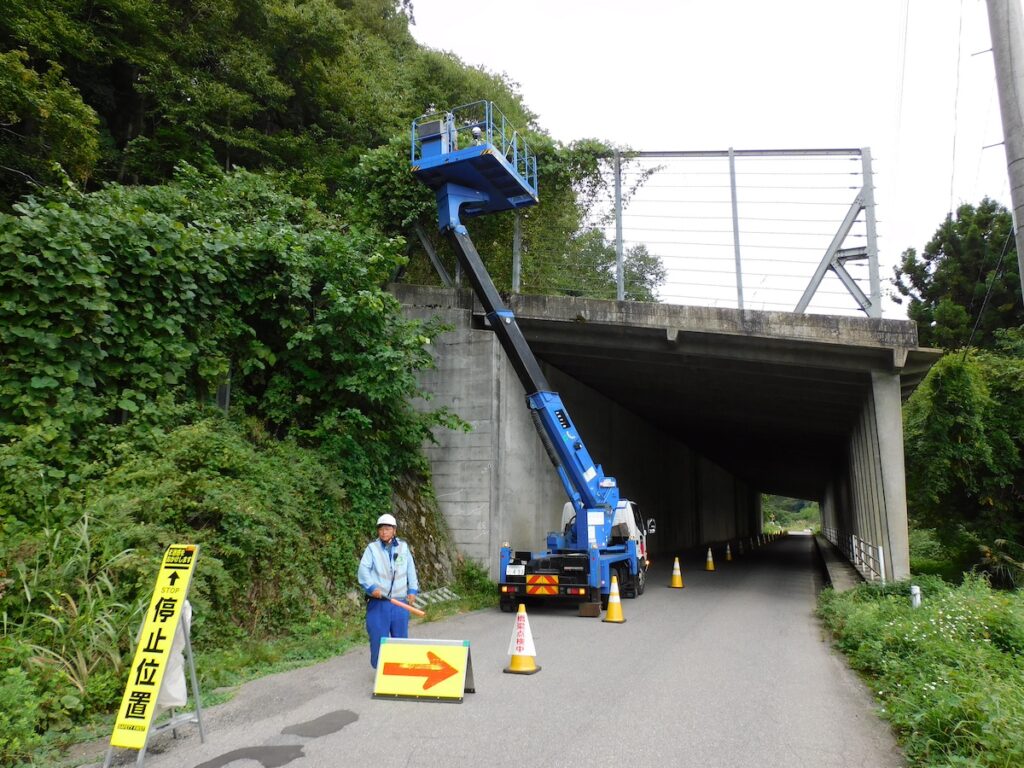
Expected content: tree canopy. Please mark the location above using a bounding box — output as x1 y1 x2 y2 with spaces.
903 332 1024 561
892 198 1022 349
896 198 1024 575
0 1 528 200
2 1 663 301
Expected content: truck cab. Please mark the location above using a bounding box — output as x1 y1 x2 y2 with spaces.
559 501 655 598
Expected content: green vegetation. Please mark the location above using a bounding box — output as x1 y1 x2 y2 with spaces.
761 494 819 533
1 4 664 764
820 576 1024 767
893 198 1021 350
1 0 662 301
0 168 460 765
817 198 1024 768
902 332 1024 581
893 198 1022 581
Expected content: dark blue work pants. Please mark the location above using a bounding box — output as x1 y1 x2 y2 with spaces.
366 598 410 668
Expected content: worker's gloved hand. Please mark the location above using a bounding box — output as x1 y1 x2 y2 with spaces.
371 588 383 599
406 594 416 605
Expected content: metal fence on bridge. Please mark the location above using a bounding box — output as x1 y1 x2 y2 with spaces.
421 146 885 318
605 149 881 317
823 526 886 583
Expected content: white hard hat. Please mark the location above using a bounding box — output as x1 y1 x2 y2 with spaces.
376 513 397 528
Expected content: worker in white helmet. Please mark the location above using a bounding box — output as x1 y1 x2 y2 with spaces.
357 513 419 668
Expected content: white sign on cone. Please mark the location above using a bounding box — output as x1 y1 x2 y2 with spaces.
507 608 537 657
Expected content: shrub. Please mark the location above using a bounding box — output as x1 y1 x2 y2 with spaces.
0 666 43 765
820 575 1024 767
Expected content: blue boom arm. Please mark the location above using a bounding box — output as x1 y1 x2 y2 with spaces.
446 230 620 550
411 102 621 550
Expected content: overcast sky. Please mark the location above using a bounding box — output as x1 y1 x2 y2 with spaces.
409 0 1010 316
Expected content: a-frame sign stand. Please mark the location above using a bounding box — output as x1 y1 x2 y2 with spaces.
102 544 206 767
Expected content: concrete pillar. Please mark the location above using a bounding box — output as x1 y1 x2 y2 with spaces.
821 480 836 534
871 371 911 580
866 394 889 573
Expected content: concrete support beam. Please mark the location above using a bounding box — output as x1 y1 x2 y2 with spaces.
871 371 911 580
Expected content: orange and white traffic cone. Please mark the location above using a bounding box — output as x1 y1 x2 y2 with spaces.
670 557 685 588
504 603 541 674
726 543 733 562
602 575 627 623
705 547 716 571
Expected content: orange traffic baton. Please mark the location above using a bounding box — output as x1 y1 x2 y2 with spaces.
389 597 426 617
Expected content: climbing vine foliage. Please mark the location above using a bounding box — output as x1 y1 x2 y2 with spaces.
0 165 450 524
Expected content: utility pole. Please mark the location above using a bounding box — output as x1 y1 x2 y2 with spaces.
986 0 1024 284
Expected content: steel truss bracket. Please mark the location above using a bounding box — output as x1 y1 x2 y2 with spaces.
794 147 880 317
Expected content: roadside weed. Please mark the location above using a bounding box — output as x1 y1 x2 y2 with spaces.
819 575 1024 767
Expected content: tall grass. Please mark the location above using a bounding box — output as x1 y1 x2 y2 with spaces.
819 575 1024 767
5 518 143 694
0 516 145 765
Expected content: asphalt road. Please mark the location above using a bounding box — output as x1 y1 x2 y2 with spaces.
96 534 904 768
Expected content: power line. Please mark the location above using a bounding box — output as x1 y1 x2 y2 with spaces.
659 279 858 297
950 0 965 214
625 225 858 237
636 251 827 265
964 230 1014 349
895 0 910 147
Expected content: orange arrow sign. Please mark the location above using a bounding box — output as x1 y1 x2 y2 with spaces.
382 651 457 690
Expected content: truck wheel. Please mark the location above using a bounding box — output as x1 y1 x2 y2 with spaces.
500 599 515 613
618 565 637 599
636 566 647 596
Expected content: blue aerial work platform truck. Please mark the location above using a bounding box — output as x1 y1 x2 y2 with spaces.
411 101 655 616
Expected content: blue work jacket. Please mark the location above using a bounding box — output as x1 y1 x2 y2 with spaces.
358 537 419 600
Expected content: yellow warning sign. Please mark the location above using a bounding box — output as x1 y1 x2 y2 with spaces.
109 544 199 749
373 638 475 702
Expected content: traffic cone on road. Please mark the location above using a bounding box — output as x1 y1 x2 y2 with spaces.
726 543 733 562
504 603 541 674
602 576 627 623
705 547 716 571
670 557 685 588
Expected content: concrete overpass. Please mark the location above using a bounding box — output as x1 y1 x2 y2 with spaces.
396 284 940 582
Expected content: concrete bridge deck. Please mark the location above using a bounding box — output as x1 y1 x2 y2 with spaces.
396 284 940 582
